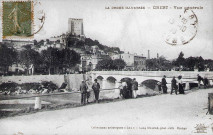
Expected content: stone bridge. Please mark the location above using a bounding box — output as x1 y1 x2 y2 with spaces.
89 71 213 90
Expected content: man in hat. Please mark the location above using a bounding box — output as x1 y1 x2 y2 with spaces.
80 80 88 105
161 75 167 94
92 79 100 103
131 78 139 98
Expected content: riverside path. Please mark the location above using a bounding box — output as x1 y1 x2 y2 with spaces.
0 88 213 135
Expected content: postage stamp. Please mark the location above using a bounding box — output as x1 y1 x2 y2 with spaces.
165 9 198 46
2 1 33 39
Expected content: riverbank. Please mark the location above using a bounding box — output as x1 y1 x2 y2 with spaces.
0 87 159 118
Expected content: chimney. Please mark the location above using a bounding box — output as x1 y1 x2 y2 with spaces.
148 50 150 59
157 53 159 59
141 54 143 57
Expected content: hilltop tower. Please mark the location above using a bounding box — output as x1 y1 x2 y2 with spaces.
68 18 84 36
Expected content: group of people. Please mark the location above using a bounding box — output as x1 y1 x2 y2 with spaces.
159 75 191 95
170 75 185 94
79 79 100 105
158 74 210 95
80 74 210 104
80 78 139 105
158 75 186 95
118 78 139 99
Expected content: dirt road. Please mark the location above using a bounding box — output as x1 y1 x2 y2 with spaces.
0 89 213 135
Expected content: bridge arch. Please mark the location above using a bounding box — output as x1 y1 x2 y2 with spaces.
141 79 160 91
96 76 104 81
106 76 117 83
120 77 132 82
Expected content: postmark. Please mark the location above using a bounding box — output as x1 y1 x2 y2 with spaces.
2 1 33 39
33 0 45 36
165 9 198 46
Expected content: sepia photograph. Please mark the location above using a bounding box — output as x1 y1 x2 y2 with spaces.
0 0 213 134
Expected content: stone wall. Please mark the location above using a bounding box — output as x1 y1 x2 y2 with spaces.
0 74 84 90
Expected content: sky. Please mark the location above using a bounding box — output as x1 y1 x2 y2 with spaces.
1 0 213 59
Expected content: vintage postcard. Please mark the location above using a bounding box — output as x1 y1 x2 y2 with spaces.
0 0 213 135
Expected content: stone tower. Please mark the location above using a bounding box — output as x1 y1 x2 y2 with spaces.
68 18 84 36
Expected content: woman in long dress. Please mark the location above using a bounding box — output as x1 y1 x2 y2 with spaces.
178 75 185 94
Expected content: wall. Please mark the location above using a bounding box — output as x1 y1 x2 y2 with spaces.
67 74 84 90
0 74 84 90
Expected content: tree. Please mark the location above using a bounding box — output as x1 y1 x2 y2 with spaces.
76 41 84 49
0 45 17 74
146 59 158 70
175 52 185 67
19 48 41 75
67 38 78 47
158 56 172 71
146 56 172 71
197 56 205 71
185 57 196 70
40 48 80 74
41 47 60 74
184 56 205 71
96 59 113 70
61 48 81 73
113 59 126 70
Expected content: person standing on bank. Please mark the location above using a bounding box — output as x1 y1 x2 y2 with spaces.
157 81 162 94
121 81 128 99
161 75 168 94
92 79 100 103
197 74 203 89
203 76 209 89
80 80 88 105
178 75 184 94
171 76 178 95
132 78 139 98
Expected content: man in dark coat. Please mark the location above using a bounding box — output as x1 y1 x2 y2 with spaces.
92 79 100 103
161 75 167 94
80 80 88 105
171 76 178 95
203 77 209 89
